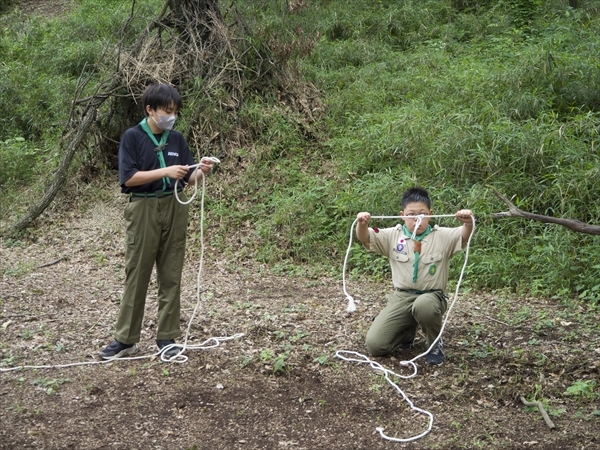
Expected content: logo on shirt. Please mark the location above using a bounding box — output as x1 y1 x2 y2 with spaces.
394 238 407 254
429 264 437 275
167 152 179 157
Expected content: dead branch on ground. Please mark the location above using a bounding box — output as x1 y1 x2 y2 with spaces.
520 396 556 429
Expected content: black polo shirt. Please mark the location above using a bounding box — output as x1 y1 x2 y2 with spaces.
118 124 196 194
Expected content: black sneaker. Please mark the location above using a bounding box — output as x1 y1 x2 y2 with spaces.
99 340 138 359
425 338 445 365
156 339 181 358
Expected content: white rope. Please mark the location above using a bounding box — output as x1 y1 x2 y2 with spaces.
174 156 221 205
343 214 457 313
334 350 430 442
338 213 476 442
0 156 244 372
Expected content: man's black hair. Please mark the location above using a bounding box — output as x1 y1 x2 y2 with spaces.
401 187 431 209
142 84 182 116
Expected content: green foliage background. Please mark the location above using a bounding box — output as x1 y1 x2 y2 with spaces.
1 0 599 301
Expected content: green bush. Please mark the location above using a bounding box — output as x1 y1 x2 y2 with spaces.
0 137 42 186
2 0 600 300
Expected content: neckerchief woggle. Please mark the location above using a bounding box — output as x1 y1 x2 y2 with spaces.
402 224 432 284
139 118 171 192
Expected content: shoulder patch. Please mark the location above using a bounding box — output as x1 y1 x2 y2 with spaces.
372 227 379 233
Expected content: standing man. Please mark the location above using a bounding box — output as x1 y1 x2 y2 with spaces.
99 83 213 359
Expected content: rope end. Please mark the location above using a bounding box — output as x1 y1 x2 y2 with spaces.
346 296 357 313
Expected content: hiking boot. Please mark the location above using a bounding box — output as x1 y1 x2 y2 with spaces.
425 338 445 365
398 329 417 350
99 340 138 359
399 337 415 350
156 339 181 358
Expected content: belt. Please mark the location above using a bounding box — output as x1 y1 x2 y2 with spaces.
130 188 183 198
395 288 443 295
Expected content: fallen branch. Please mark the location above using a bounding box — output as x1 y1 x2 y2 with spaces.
520 396 556 429
37 256 67 269
490 189 600 235
484 315 509 326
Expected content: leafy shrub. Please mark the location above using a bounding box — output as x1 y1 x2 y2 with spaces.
3 0 600 300
0 137 42 187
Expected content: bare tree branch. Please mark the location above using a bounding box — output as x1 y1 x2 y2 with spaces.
490 188 600 235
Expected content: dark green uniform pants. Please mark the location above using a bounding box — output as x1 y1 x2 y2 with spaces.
365 289 447 356
114 194 189 344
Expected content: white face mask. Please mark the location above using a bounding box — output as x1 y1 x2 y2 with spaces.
153 112 176 131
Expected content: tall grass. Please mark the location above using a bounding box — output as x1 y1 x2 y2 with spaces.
232 0 600 299
1 0 599 301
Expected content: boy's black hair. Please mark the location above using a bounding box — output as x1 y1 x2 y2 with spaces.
142 84 182 116
401 186 431 209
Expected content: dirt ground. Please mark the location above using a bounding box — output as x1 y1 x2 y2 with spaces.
1 177 599 450
2 1 600 447
11 0 72 17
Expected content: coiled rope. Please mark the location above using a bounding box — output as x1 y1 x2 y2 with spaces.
337 213 475 442
1 157 243 372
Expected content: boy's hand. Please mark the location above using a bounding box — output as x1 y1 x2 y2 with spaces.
357 212 371 225
356 212 371 246
455 209 474 225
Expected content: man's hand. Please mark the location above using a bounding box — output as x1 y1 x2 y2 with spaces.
356 212 371 246
163 165 190 180
456 209 475 247
198 160 213 175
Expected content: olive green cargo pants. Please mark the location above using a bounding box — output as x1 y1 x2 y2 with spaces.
365 289 447 356
114 193 189 344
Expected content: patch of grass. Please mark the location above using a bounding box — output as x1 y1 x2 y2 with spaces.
32 377 70 395
17 329 36 340
273 351 290 375
564 380 597 401
313 354 329 365
2 261 35 277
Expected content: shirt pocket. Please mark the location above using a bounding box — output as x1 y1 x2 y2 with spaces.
422 252 443 265
391 253 409 263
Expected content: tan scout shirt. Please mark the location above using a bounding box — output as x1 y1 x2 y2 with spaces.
367 224 464 291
